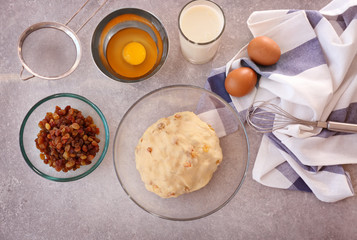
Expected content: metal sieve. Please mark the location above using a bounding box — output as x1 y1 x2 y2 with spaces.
17 0 108 80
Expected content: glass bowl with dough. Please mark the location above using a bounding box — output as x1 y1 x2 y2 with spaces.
113 85 249 220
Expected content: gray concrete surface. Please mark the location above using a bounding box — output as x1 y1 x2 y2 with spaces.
2 0 357 239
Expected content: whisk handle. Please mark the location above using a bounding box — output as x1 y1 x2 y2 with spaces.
327 121 357 133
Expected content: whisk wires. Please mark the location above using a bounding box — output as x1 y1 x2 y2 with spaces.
246 101 316 133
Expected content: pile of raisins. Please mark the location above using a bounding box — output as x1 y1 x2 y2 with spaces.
35 106 100 172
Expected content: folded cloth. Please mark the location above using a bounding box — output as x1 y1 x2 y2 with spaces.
205 0 357 202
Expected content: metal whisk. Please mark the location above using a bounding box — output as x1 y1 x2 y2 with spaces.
246 101 357 133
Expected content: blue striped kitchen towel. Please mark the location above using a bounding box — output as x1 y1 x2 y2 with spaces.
205 0 357 202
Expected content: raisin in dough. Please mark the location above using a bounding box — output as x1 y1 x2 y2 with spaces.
135 111 223 198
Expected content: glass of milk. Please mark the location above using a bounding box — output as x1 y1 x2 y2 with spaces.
178 0 225 64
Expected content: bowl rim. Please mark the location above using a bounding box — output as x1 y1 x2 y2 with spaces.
113 84 250 221
19 93 110 182
91 8 170 83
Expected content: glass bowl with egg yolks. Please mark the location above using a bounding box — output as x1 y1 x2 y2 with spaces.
113 85 250 221
91 8 169 83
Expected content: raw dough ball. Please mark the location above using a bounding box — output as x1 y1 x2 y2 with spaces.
135 111 223 198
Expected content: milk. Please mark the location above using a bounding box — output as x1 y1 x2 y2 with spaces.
179 0 225 64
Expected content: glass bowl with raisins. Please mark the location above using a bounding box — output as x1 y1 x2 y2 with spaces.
20 93 109 181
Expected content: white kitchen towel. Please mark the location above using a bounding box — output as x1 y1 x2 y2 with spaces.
205 0 357 202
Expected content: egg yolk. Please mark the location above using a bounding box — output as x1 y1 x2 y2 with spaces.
122 42 146 65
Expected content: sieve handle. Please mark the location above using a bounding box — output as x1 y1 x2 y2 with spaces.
20 66 35 81
65 0 109 34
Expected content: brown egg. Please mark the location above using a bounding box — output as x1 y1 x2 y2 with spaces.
247 36 281 65
225 67 257 97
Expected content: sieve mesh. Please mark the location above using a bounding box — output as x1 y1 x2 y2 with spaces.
18 0 109 80
21 27 77 79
